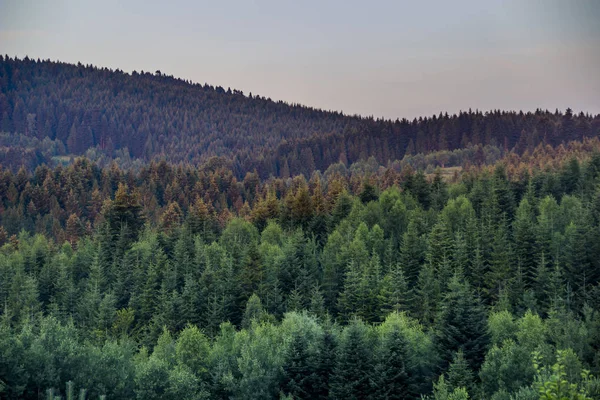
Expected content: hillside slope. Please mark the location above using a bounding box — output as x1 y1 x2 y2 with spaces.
1 56 599 177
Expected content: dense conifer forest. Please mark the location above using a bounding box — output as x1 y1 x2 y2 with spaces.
1 57 600 399
1 57 599 178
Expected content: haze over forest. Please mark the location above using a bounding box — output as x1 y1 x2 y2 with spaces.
2 0 600 118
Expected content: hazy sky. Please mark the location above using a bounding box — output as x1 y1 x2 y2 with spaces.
1 0 599 119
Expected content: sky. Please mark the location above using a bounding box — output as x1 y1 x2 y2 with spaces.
1 0 599 119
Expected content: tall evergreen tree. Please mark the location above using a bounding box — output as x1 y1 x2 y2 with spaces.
446 350 474 394
400 217 427 289
372 328 410 400
329 320 373 400
379 263 409 318
486 215 513 303
435 272 488 371
513 198 538 287
281 332 313 399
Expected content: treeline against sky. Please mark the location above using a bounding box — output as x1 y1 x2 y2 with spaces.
1 56 600 177
2 144 600 398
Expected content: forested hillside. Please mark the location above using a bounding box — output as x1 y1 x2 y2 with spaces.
2 140 600 398
2 55 600 400
1 56 599 177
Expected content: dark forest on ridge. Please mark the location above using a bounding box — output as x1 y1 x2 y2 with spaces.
1 56 600 400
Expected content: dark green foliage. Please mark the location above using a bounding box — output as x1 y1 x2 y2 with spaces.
436 273 489 371
446 350 474 394
403 170 431 208
329 320 373 400
400 216 427 289
307 328 336 400
513 197 538 287
486 215 513 302
281 333 313 399
359 182 379 204
372 328 410 400
1 147 600 399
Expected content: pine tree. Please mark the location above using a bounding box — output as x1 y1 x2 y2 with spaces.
308 284 327 320
359 181 379 204
7 263 40 323
287 286 306 312
416 262 440 325
139 259 162 326
114 246 136 309
188 196 215 242
491 165 515 222
564 221 593 306
513 198 538 287
547 262 566 311
329 319 373 400
106 183 145 245
239 244 264 310
372 328 410 400
430 170 449 211
65 213 83 246
242 293 265 328
534 252 552 313
403 170 431 208
379 263 409 319
446 350 474 394
400 217 426 289
337 260 362 322
306 329 336 400
257 246 284 318
281 333 313 399
292 184 313 231
51 256 77 321
427 219 455 288
179 274 202 326
330 191 353 228
159 202 183 235
486 215 513 302
470 245 487 295
536 196 560 271
453 231 470 278
435 272 488 371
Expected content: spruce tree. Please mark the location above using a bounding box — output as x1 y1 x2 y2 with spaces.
427 219 455 284
446 350 474 394
281 333 313 399
435 272 488 371
379 263 409 319
400 217 427 288
372 328 410 400
564 221 593 306
242 293 265 329
534 252 551 313
491 165 515 222
486 215 513 303
308 284 327 321
416 262 440 325
329 319 373 400
304 328 336 400
179 274 202 326
337 260 362 322
513 198 538 287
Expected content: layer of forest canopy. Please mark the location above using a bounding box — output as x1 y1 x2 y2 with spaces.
2 138 600 399
1 56 599 178
2 55 600 400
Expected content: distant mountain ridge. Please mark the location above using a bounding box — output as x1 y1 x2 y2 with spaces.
1 56 599 177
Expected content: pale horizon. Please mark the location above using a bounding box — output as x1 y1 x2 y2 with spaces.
1 0 599 120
